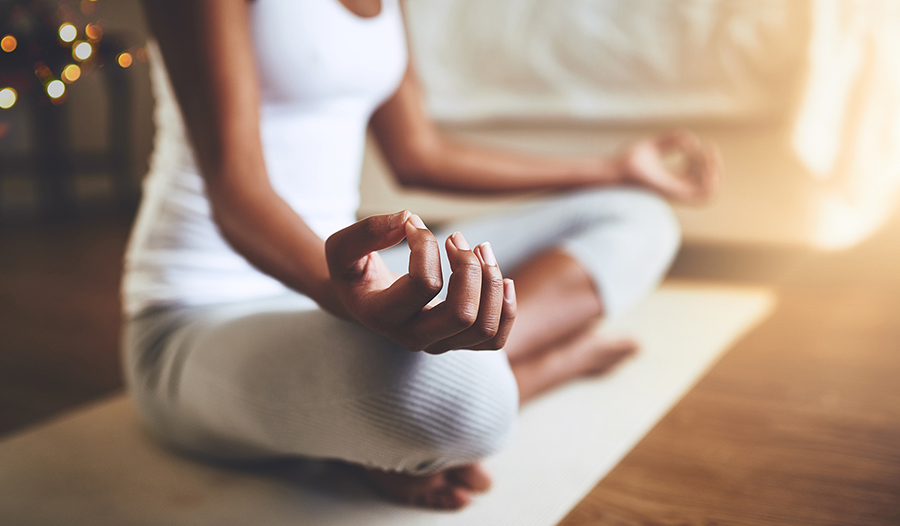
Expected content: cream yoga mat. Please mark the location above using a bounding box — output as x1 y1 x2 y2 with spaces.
0 283 774 526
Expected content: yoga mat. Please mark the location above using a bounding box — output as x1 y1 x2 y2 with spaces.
0 283 774 526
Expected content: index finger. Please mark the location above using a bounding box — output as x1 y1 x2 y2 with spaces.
326 210 410 279
369 214 444 325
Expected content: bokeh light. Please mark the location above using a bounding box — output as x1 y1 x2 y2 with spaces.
59 23 77 43
0 35 16 52
135 47 149 63
62 64 81 83
117 52 132 68
0 87 17 109
46 80 65 99
85 23 102 40
73 41 92 61
34 62 52 79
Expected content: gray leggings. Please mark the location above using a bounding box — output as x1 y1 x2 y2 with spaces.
123 188 680 474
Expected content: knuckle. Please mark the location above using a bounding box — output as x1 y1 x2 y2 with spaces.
457 253 481 271
486 274 505 290
413 274 443 297
418 235 441 255
458 262 482 279
491 332 510 350
473 321 499 342
450 304 478 329
361 216 380 238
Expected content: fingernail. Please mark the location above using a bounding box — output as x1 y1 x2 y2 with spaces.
478 242 497 266
504 279 515 302
409 214 426 229
389 210 409 230
450 231 469 250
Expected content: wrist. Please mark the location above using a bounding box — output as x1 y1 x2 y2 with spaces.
598 154 629 185
309 275 351 320
571 156 627 187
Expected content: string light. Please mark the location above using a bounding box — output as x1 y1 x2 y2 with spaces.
62 64 82 82
117 52 132 68
34 62 52 79
73 41 92 61
1 35 16 52
85 23 103 40
9 2 134 111
46 80 65 99
59 23 77 43
0 88 16 109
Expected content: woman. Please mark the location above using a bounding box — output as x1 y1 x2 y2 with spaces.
125 0 719 511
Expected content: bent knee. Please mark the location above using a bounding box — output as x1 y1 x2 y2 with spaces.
560 188 682 316
623 189 682 259
359 352 519 473
564 188 681 251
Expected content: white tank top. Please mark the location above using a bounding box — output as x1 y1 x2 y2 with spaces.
122 0 408 316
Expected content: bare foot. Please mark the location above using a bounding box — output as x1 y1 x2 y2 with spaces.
513 331 638 404
567 334 639 377
360 462 491 510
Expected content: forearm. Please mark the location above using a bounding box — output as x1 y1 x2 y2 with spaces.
144 0 342 315
399 136 624 194
205 170 339 310
371 67 625 195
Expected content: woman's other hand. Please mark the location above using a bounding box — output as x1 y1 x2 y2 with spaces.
616 130 722 204
325 211 516 354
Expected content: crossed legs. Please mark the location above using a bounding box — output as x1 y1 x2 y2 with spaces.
504 248 638 404
367 188 681 507
124 188 680 510
365 247 642 509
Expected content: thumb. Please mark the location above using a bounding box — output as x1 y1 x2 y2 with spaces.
326 210 410 279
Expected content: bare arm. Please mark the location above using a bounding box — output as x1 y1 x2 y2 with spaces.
143 0 342 313
141 0 515 351
371 67 720 202
370 68 615 194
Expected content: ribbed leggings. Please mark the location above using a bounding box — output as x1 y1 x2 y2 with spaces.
123 188 680 475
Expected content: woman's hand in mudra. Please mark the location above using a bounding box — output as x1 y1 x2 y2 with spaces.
325 211 516 354
615 129 722 204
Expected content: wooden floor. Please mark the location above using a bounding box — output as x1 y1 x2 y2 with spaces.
1 213 899 525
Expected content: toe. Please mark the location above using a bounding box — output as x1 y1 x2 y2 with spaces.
587 338 638 375
446 463 492 493
444 486 472 510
